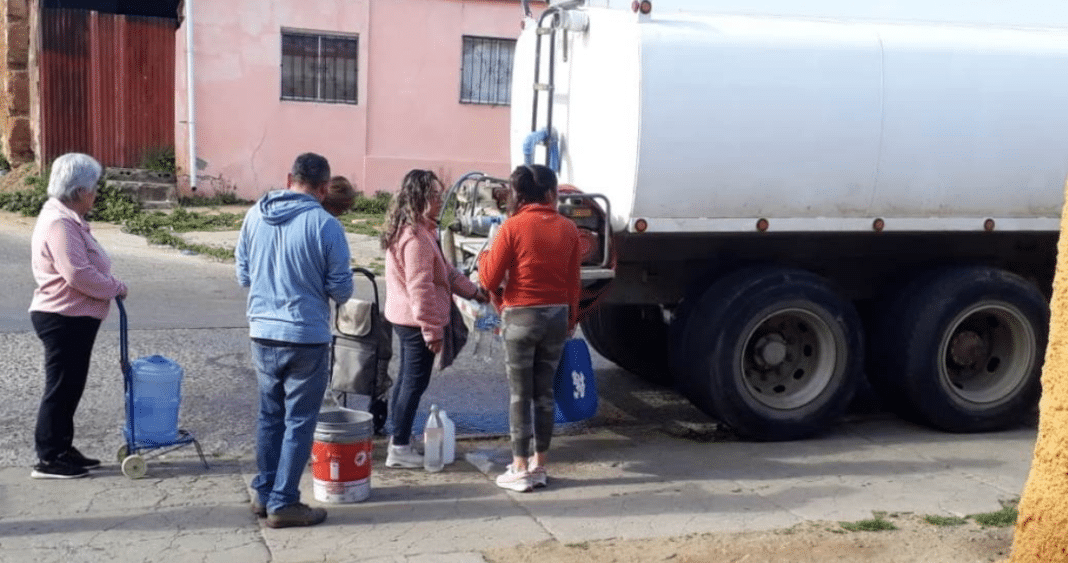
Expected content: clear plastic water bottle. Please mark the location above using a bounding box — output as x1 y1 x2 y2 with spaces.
440 408 456 465
473 303 501 361
424 404 445 473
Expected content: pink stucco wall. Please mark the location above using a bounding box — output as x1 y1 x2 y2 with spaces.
176 0 534 200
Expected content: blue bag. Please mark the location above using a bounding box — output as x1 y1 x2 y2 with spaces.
553 338 598 422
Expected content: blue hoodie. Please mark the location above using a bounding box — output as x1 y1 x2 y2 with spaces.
236 190 353 344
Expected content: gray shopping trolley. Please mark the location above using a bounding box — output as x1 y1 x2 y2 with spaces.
330 267 392 434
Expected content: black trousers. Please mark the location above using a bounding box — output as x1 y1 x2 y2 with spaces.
31 311 102 462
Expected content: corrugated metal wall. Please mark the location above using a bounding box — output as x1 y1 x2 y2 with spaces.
40 9 175 168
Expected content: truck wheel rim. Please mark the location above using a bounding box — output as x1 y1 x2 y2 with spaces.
740 308 838 410
938 302 1034 405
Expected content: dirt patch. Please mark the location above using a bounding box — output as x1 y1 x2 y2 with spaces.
0 162 38 193
482 514 1013 563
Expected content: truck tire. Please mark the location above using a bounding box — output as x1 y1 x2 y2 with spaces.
679 267 863 441
581 304 671 384
866 266 1047 432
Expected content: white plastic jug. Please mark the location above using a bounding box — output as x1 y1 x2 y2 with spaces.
440 408 456 465
424 404 445 473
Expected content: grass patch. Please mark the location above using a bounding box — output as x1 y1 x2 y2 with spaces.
124 208 244 234
924 515 968 527
143 230 234 261
178 189 251 207
839 512 898 532
2 174 387 261
338 212 384 237
139 146 176 175
351 191 391 214
969 499 1019 528
0 184 47 215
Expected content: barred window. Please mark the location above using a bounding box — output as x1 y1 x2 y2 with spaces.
460 36 515 105
281 31 358 104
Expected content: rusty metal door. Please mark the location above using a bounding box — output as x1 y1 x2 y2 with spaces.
40 8 175 168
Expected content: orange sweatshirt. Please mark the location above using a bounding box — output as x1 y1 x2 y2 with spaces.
478 203 582 329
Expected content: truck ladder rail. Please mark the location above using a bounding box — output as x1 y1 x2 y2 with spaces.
531 10 560 167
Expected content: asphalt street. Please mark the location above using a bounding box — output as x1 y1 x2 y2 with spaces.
0 210 1038 563
0 211 698 468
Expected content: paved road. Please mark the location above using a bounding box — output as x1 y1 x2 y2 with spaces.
0 209 1035 466
0 210 1037 563
0 211 667 467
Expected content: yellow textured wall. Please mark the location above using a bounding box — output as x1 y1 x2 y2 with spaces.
1010 179 1068 561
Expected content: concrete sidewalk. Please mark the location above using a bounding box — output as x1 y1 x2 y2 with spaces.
0 417 1035 563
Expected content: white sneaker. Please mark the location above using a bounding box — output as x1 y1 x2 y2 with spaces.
495 465 533 492
385 444 423 468
408 434 424 455
529 465 548 489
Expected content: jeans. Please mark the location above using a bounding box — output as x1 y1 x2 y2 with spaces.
31 312 102 462
388 324 434 446
249 339 329 513
501 305 568 459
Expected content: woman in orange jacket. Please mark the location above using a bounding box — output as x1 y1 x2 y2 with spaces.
479 164 582 492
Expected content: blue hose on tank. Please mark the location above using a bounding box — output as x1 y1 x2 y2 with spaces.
523 129 560 173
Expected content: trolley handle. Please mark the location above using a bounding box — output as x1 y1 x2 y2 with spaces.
352 267 378 300
116 297 130 373
334 267 381 331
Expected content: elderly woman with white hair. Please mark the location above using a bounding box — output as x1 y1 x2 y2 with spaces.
28 152 128 479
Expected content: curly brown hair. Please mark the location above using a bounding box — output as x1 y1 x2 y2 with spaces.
379 169 442 250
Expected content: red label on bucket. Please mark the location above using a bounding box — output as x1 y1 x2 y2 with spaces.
311 439 372 482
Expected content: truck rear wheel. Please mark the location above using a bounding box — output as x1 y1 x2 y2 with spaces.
581 304 671 385
679 267 863 441
867 267 1046 432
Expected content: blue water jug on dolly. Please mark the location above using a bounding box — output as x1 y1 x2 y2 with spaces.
116 298 208 479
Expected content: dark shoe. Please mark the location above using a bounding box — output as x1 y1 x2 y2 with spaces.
265 503 327 528
30 459 89 479
251 499 267 518
59 447 101 469
370 399 388 435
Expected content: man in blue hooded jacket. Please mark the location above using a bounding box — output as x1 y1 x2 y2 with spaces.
236 152 353 528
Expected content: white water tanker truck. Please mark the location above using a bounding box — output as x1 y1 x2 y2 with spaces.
445 0 1068 440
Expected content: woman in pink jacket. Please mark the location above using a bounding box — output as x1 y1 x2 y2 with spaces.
380 169 486 468
29 153 128 479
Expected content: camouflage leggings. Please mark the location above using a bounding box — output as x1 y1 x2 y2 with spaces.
501 305 569 459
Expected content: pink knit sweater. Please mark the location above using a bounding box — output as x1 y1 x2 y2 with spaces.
29 198 127 319
384 219 478 344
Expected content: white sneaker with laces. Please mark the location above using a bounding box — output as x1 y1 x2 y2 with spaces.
385 444 423 468
495 465 533 492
